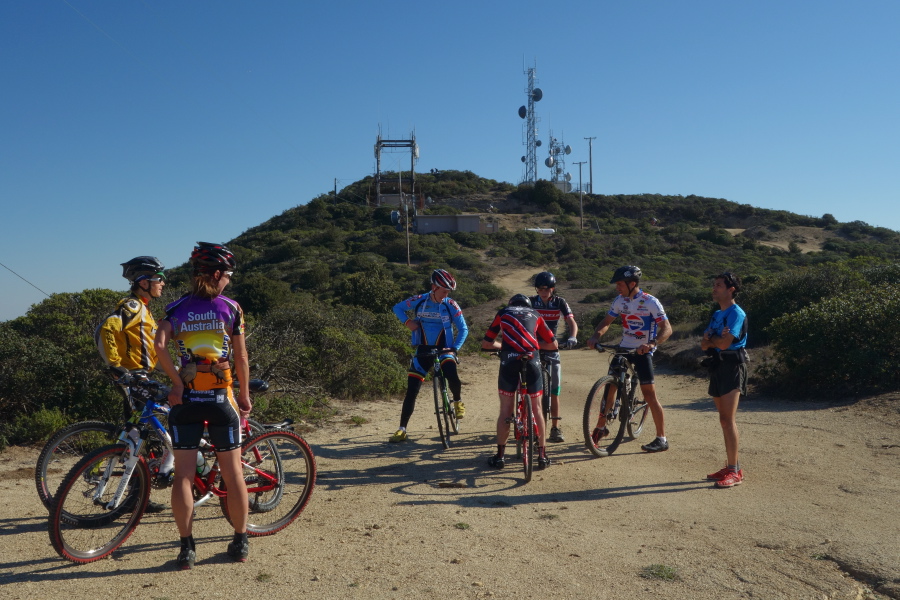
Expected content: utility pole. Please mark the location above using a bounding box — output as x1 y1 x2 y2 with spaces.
334 178 338 203
574 161 587 230
584 136 596 194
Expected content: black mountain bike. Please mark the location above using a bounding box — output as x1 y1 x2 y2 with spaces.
417 348 460 450
583 344 649 457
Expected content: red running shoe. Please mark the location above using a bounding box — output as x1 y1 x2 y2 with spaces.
715 469 744 488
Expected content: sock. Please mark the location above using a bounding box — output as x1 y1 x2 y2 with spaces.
658 436 667 443
727 464 740 472
180 535 195 550
539 446 547 458
496 444 506 458
233 531 248 545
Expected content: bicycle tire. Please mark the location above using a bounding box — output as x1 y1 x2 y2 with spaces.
443 377 460 435
626 376 649 439
36 421 119 511
583 375 626 456
220 430 316 536
48 444 150 563
523 392 534 483
433 375 450 449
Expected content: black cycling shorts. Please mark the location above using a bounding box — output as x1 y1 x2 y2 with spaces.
608 352 655 385
497 353 543 396
169 388 242 451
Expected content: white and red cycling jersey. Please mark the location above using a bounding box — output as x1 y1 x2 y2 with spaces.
607 289 667 350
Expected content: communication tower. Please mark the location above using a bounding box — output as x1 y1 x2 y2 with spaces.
544 130 572 192
374 127 419 207
518 64 542 184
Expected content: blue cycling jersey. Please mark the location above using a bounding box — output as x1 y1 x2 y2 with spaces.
392 292 469 351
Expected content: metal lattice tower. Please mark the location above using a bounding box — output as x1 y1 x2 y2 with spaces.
518 65 542 184
545 130 572 187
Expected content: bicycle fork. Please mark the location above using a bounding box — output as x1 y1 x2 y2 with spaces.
101 434 144 510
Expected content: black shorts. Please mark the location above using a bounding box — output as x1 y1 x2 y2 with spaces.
169 388 242 451
498 353 542 396
708 361 748 398
608 352 655 384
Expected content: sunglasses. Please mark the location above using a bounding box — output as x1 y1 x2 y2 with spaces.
147 277 165 283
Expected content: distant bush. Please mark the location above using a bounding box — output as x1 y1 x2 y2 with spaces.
767 285 900 396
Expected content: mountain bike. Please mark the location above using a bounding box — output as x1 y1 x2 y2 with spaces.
34 372 271 511
417 347 460 450
583 344 649 457
47 392 316 563
507 353 540 483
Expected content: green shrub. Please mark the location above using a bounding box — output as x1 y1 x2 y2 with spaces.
767 285 900 396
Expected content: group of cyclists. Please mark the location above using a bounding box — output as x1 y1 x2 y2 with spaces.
391 266 748 488
92 252 748 568
95 243 252 569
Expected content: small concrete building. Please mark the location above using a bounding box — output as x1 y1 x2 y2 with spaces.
414 214 497 234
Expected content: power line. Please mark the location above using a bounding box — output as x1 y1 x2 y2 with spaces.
0 260 52 298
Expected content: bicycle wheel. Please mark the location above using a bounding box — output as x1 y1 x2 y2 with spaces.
523 393 534 483
36 421 119 510
48 444 150 563
626 376 649 439
583 376 627 456
433 375 450 449
220 431 316 536
443 377 460 435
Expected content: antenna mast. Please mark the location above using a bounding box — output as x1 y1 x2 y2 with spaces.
518 63 542 184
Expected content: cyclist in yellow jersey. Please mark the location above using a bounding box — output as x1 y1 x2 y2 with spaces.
95 256 167 407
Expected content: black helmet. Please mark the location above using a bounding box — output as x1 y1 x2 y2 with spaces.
431 269 457 291
610 265 642 284
121 256 165 283
534 271 556 288
190 242 236 274
508 293 532 308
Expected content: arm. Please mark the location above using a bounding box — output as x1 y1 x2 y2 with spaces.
450 306 469 351
96 314 124 368
231 333 252 416
392 296 420 332
563 314 579 347
537 318 559 351
586 314 616 348
702 328 736 351
639 317 672 355
153 321 184 406
482 313 502 351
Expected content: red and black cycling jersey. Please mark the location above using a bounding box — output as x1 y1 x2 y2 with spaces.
528 294 574 336
483 306 556 354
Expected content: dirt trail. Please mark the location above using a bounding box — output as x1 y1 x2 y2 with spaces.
2 271 899 598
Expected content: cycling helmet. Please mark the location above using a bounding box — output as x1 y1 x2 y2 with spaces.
610 265 642 284
190 242 236 274
121 256 166 283
431 269 457 291
507 293 532 308
534 271 557 288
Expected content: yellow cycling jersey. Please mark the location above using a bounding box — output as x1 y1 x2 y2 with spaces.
95 294 158 371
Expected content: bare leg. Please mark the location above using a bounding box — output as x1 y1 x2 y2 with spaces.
171 449 198 538
713 389 741 466
642 383 665 438
496 394 514 447
216 447 248 534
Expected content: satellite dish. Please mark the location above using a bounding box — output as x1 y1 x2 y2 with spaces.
521 156 526 162
532 88 543 101
565 173 572 182
518 105 527 119
535 139 542 147
564 145 572 155
390 211 401 225
545 157 555 167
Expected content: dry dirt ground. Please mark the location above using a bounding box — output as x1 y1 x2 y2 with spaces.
2 273 899 599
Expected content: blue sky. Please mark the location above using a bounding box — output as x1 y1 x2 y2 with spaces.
2 1 898 321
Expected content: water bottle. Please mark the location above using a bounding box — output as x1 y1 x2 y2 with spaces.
159 448 174 476
196 450 210 476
